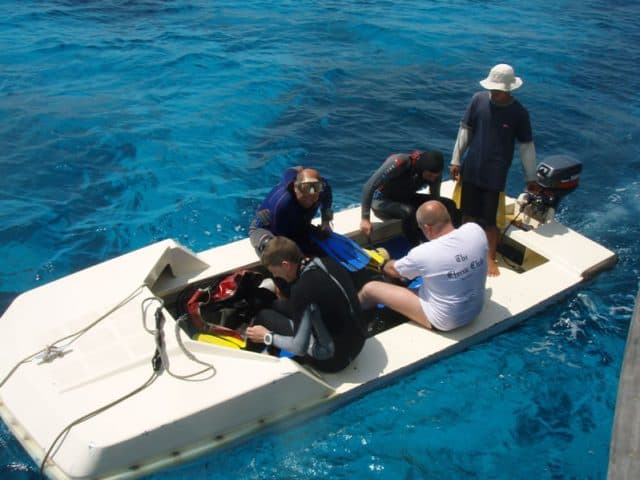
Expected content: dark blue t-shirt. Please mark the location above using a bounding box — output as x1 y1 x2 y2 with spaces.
461 91 533 191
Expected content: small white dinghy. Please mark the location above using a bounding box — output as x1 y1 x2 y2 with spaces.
0 157 617 480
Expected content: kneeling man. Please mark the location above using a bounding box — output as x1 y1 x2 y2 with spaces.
246 236 365 372
358 201 488 331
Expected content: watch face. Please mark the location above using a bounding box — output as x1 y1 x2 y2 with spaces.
264 333 272 345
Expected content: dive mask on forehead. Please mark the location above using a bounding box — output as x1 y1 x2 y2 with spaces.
296 180 323 194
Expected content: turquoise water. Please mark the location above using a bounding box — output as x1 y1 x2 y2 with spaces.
1 1 639 478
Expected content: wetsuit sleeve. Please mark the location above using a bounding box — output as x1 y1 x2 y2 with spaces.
272 303 334 360
361 154 406 220
248 167 299 248
269 171 299 235
320 179 333 222
248 224 273 253
248 193 275 253
249 205 272 231
272 306 312 355
251 168 298 232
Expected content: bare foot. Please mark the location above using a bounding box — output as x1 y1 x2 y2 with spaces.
488 260 500 276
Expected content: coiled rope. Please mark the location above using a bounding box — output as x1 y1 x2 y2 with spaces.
0 284 217 476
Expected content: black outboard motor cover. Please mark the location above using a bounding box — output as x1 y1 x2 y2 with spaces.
518 155 583 223
536 155 582 192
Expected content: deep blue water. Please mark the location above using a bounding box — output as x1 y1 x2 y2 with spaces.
1 0 639 479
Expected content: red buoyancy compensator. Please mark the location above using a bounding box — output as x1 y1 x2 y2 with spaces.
185 269 275 340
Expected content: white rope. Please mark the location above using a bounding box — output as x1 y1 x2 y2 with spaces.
169 315 217 380
3 281 222 476
0 284 147 389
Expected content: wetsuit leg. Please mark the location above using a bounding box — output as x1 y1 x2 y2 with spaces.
253 307 294 335
372 198 422 245
244 306 294 352
310 330 365 373
270 298 294 318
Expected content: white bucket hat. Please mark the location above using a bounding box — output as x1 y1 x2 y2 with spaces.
479 64 523 92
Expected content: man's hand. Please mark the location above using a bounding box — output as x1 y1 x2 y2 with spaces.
526 181 541 194
382 259 402 279
449 165 461 181
360 218 372 239
246 325 270 344
311 223 331 240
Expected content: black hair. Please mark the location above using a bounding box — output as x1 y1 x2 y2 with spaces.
415 150 444 173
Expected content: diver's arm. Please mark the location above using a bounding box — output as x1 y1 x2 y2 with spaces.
449 125 470 181
520 141 537 184
520 141 538 192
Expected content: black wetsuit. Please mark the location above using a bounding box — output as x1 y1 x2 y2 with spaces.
361 152 459 244
253 257 366 372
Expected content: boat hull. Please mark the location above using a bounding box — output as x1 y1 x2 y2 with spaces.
0 181 617 479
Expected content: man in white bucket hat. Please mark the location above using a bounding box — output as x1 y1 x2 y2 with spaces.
449 64 538 276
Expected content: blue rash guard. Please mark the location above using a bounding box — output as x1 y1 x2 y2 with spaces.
249 168 333 252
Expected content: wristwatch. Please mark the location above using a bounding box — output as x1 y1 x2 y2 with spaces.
263 332 273 346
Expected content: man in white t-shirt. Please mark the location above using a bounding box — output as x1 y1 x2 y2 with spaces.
358 200 488 331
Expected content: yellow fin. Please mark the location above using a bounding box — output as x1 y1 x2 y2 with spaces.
363 247 390 270
194 333 245 349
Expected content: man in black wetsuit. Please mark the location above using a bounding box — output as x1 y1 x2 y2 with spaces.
245 236 366 373
360 150 459 245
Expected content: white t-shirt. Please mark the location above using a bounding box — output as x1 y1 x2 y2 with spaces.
394 222 488 331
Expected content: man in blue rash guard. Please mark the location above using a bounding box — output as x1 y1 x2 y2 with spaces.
360 150 460 245
245 236 366 373
248 166 333 256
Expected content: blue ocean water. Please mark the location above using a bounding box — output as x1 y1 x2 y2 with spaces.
1 0 639 478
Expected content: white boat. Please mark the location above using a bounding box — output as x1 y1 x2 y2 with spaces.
0 164 617 480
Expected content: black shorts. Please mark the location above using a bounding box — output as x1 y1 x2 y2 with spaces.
460 181 499 228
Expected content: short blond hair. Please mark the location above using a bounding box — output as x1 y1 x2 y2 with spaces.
261 236 304 267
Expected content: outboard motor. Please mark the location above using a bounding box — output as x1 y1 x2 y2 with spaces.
517 155 582 223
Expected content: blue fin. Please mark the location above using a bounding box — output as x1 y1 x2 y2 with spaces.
310 231 371 271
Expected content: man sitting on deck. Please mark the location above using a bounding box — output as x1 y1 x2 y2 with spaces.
245 236 366 372
358 201 488 332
